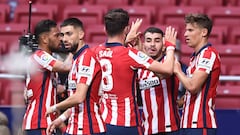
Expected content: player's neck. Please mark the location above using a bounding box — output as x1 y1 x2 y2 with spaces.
107 35 125 45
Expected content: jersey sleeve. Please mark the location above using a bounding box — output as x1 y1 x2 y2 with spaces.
128 48 154 69
33 51 57 71
76 51 96 86
197 49 216 74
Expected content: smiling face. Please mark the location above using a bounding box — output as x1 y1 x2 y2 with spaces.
143 32 164 60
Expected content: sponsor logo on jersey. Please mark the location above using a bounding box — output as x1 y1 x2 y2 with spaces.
198 58 211 70
137 51 148 61
79 66 91 75
68 80 76 89
139 77 160 90
41 54 51 62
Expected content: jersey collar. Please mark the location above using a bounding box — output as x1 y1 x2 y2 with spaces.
191 43 212 57
105 42 123 47
73 44 89 60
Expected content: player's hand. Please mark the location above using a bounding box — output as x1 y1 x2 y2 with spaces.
23 89 28 104
125 18 142 46
46 118 63 135
164 26 177 49
45 105 57 117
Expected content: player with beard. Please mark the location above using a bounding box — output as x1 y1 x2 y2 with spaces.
22 19 72 135
137 27 180 135
45 18 106 135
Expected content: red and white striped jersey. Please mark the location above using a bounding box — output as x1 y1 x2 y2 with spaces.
94 43 154 127
66 45 105 134
181 44 221 129
23 50 57 130
138 56 180 134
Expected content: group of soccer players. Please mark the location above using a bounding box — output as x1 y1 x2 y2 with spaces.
22 8 221 135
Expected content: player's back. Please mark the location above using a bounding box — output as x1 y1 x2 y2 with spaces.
95 42 153 126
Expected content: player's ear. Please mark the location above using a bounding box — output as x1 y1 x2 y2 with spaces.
202 28 208 37
79 30 84 40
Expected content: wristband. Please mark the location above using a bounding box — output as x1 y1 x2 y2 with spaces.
165 41 176 48
59 114 67 122
166 46 175 51
52 105 58 112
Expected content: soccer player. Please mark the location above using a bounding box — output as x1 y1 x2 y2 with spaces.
22 19 72 135
173 14 221 135
94 8 177 135
45 18 106 135
137 27 180 135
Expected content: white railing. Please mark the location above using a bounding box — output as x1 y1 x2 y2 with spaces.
1 73 240 81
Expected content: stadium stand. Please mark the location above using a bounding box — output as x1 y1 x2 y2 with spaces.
94 0 129 9
225 0 240 6
8 80 25 106
45 0 79 21
85 24 106 43
132 0 176 6
0 41 7 55
228 64 240 85
216 85 240 109
215 44 240 68
13 4 57 29
0 23 27 53
157 6 205 26
228 27 240 44
62 5 107 27
207 6 240 30
181 0 224 7
0 4 10 23
110 5 156 25
0 79 11 105
208 25 228 45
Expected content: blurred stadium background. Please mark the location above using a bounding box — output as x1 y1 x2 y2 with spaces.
0 0 240 135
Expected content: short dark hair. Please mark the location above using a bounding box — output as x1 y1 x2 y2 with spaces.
104 8 129 36
185 13 212 37
60 17 84 30
143 27 164 37
34 19 57 41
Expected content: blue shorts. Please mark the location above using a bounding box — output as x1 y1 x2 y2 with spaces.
64 132 106 135
180 128 216 135
152 129 180 135
24 128 55 135
105 124 143 135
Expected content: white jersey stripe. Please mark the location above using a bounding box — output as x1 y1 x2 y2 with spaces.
191 92 202 128
101 98 108 121
46 77 53 126
141 91 149 135
110 99 118 125
125 98 131 126
182 92 190 128
94 103 105 132
26 100 36 129
208 98 217 128
162 79 171 132
150 87 158 133
77 103 84 135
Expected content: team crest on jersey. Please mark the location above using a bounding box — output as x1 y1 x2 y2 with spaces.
79 66 91 75
137 51 148 61
41 54 51 62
